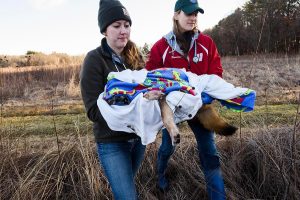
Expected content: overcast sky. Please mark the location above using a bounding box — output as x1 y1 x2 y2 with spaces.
0 0 248 55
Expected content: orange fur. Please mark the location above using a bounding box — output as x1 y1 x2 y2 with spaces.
195 104 237 136
144 91 237 145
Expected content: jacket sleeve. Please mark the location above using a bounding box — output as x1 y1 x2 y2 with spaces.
80 52 105 123
145 39 164 70
208 38 223 78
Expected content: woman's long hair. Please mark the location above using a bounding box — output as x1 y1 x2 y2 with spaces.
173 11 198 57
122 40 145 70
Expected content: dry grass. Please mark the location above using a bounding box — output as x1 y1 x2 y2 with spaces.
1 64 81 103
0 126 299 200
1 54 299 106
0 135 107 200
0 53 84 68
0 54 299 199
222 54 300 104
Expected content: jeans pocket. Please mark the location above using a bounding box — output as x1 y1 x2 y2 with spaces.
97 142 125 157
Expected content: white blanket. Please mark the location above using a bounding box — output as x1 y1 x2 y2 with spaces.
97 69 248 145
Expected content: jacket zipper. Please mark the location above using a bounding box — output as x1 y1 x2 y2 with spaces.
187 56 191 71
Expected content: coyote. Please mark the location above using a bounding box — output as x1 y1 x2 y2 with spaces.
144 90 237 145
101 68 255 145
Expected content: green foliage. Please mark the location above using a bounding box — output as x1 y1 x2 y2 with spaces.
140 43 151 58
26 50 39 55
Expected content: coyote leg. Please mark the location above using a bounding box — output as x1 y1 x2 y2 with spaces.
196 104 237 136
158 96 180 145
143 90 180 145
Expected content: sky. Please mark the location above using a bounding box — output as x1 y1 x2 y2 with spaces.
0 0 248 56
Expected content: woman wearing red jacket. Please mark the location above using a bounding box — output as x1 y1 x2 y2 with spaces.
145 0 226 199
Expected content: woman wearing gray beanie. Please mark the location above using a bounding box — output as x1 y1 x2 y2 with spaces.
80 0 145 199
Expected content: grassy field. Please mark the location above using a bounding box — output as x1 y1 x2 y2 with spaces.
0 54 299 199
1 103 298 137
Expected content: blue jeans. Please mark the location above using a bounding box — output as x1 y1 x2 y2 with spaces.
157 121 226 200
97 138 146 200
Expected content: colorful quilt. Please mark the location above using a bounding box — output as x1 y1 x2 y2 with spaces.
104 68 255 112
104 68 195 105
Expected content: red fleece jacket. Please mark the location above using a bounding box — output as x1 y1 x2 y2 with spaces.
146 33 223 77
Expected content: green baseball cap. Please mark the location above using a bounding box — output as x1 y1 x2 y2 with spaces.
174 0 204 14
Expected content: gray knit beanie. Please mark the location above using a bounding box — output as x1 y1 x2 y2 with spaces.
98 0 132 33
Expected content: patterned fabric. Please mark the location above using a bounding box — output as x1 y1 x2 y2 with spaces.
104 68 196 105
103 68 256 112
219 89 256 112
200 90 256 112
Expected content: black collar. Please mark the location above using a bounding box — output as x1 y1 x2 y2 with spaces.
100 38 124 65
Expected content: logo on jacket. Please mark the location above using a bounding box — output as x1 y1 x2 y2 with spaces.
193 53 203 63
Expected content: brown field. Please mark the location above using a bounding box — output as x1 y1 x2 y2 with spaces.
0 54 299 199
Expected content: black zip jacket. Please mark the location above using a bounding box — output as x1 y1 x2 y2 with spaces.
80 38 139 143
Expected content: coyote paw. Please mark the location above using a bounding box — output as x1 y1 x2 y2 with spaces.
218 125 238 136
144 90 164 100
172 134 180 145
169 129 180 146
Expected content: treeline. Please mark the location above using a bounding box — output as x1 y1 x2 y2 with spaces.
204 0 299 56
0 51 84 68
